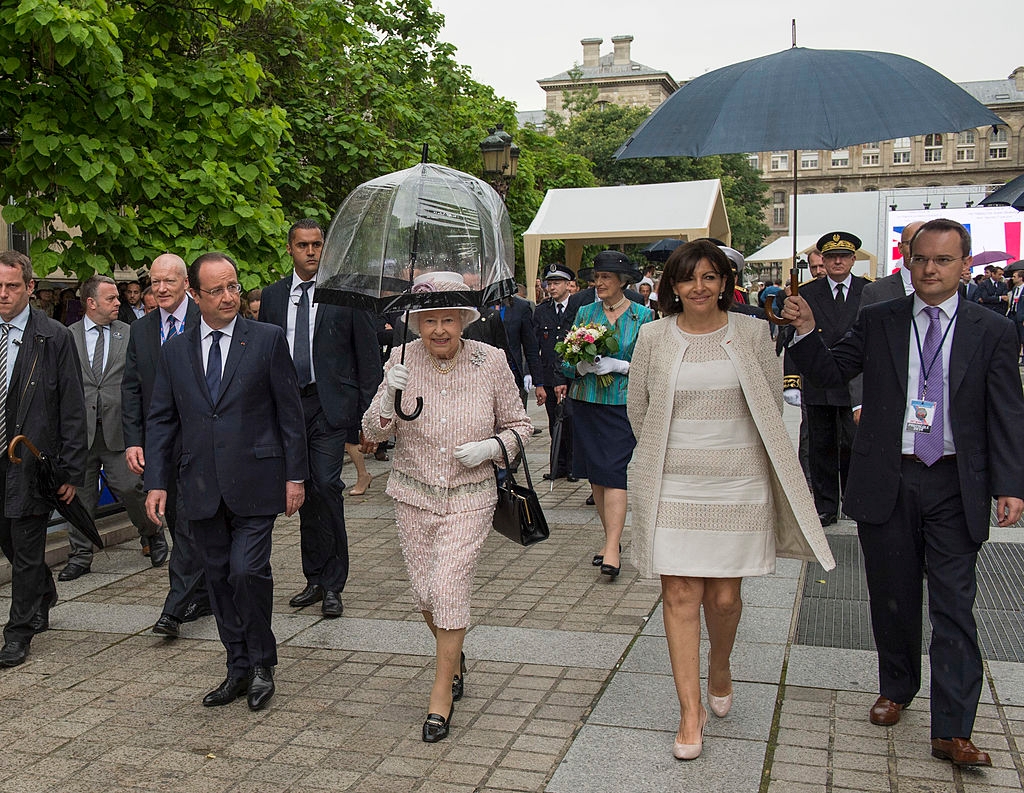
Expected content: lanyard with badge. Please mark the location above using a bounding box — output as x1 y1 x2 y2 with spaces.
905 307 956 433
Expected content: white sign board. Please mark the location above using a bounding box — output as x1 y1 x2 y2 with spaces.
886 207 1022 273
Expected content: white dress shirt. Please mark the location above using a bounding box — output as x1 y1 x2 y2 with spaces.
200 316 236 378
901 293 958 455
159 297 190 344
827 274 853 301
2 304 30 384
287 272 318 383
83 315 111 373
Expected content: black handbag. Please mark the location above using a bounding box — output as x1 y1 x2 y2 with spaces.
492 430 549 546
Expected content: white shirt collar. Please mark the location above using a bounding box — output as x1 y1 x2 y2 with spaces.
5 303 31 332
827 274 853 293
159 297 189 327
912 291 960 320
290 271 315 293
200 315 237 340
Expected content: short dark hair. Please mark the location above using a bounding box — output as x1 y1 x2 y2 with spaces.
246 287 262 301
660 240 735 317
188 252 239 291
81 274 116 303
0 250 34 286
910 218 971 258
288 218 323 244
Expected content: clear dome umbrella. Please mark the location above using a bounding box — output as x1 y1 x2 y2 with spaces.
315 152 517 418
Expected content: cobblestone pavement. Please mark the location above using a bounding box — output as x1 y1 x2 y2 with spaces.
0 403 1021 792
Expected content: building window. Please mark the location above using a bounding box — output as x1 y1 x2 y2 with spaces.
831 149 849 167
800 151 819 169
746 153 760 170
833 186 847 193
956 130 976 162
770 151 789 171
861 143 880 166
772 190 786 204
893 137 911 164
773 206 786 225
989 127 1009 160
923 134 943 162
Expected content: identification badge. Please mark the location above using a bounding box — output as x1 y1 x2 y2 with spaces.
905 399 936 433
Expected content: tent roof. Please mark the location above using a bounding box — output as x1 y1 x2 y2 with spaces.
523 179 730 243
746 236 821 263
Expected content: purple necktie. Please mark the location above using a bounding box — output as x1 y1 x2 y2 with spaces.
914 306 944 466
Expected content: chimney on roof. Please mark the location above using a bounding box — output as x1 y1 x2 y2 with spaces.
581 38 602 68
1012 66 1024 92
612 35 633 66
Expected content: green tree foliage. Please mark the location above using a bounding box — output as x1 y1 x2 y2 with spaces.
555 104 769 255
0 0 289 284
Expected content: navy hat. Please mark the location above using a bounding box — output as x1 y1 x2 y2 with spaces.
592 250 643 283
816 231 862 256
543 262 576 281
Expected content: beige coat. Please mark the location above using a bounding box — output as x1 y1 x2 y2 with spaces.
627 313 835 579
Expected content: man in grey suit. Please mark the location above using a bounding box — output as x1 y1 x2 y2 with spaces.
61 276 166 581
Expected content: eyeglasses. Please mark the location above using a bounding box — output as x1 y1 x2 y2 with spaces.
908 256 965 267
196 283 243 298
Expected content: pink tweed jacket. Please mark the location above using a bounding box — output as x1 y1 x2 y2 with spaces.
362 339 533 516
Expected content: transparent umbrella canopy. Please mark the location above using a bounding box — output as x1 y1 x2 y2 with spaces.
314 162 517 314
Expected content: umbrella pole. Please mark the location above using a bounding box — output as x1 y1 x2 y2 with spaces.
764 150 800 326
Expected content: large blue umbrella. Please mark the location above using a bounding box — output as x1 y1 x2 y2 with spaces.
614 46 1005 323
614 47 1004 159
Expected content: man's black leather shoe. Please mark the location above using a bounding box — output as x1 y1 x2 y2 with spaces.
0 640 29 667
567 476 579 483
321 591 343 618
152 614 181 638
58 562 91 582
289 584 325 608
247 665 275 711
203 675 250 707
148 531 169 567
30 591 58 634
182 601 213 623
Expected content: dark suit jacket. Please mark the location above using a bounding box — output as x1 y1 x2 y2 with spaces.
849 272 908 405
789 296 1024 543
4 309 86 516
783 275 867 406
71 318 132 450
145 317 308 520
977 278 1008 312
963 281 979 303
533 298 574 389
118 302 140 325
259 277 381 431
121 301 201 450
498 297 542 386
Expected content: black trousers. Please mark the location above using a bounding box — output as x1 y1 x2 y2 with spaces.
805 403 854 518
298 391 349 593
858 457 982 740
0 458 56 644
192 501 277 676
160 473 209 620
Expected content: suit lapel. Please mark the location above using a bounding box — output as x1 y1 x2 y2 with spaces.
883 298 913 398
71 323 92 384
186 324 210 404
948 304 982 398
216 318 249 402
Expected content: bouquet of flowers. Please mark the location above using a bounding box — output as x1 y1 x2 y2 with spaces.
555 322 621 388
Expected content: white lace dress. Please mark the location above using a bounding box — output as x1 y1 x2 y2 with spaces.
651 324 775 578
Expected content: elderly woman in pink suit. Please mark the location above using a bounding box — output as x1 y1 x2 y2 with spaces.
363 272 532 743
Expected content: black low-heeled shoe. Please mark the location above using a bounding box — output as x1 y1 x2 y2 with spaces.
593 544 621 568
452 652 467 701
422 702 454 743
600 562 620 578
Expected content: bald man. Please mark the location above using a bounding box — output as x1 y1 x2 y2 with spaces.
122 254 210 638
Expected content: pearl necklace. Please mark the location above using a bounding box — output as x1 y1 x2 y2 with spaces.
602 296 628 312
428 343 462 374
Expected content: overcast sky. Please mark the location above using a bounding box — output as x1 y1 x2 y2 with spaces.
430 0 1024 111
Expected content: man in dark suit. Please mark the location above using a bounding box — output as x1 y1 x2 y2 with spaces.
0 251 86 667
976 264 1008 312
784 218 1024 767
495 295 543 408
117 280 145 325
782 231 868 525
259 220 382 618
533 263 577 480
122 254 210 638
960 265 979 303
145 252 306 710
63 276 165 582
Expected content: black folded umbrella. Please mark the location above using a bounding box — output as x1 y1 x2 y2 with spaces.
8 435 103 549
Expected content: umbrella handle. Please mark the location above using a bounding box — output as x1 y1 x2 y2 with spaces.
7 435 42 465
763 271 799 326
394 389 423 421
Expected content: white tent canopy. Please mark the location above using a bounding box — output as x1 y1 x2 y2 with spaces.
522 180 731 295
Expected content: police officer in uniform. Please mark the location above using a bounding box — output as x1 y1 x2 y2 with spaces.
533 263 578 480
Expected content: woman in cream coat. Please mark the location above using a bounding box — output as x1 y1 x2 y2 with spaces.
627 241 834 760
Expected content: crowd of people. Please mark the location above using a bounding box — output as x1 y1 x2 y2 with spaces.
1 218 1020 769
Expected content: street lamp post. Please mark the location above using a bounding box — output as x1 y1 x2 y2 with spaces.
479 124 519 202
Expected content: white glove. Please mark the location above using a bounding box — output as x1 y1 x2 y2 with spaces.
453 438 502 468
592 356 629 376
783 388 802 407
523 375 533 392
380 363 410 419
576 360 597 375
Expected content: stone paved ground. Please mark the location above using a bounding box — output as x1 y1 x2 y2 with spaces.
0 402 1021 792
